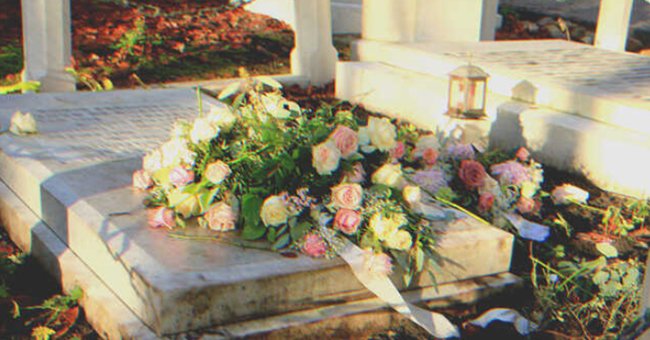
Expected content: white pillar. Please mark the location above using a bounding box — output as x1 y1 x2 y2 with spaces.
21 0 76 92
594 0 633 51
361 0 417 43
416 0 498 42
290 0 338 85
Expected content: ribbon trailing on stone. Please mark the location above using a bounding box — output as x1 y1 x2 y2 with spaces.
320 226 460 339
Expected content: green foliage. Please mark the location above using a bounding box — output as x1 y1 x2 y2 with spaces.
0 81 41 95
0 44 23 81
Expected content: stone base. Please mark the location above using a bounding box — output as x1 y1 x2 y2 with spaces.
0 88 516 337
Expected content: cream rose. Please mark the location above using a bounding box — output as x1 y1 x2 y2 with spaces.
190 117 219 144
312 140 341 175
204 160 231 185
367 116 396 151
372 163 405 188
204 202 237 231
260 195 290 226
385 229 413 250
331 183 363 210
9 111 38 135
329 125 358 159
369 213 397 241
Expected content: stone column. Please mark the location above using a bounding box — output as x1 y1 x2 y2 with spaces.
21 0 76 92
594 0 633 51
290 0 338 85
416 0 498 42
361 0 417 42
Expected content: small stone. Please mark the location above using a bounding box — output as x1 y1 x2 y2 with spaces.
580 33 594 45
522 21 539 34
571 26 587 40
537 16 554 27
626 37 644 52
544 24 566 39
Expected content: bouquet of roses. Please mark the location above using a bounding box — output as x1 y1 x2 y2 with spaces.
133 78 553 286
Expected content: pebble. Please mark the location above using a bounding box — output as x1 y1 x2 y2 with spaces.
544 24 566 39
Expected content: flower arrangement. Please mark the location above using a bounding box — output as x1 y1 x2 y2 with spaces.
134 78 553 285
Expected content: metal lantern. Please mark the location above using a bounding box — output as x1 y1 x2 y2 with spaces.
447 64 489 119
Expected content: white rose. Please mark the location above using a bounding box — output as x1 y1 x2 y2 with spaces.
206 107 237 132
551 184 589 205
358 127 371 146
9 111 38 135
143 149 163 174
312 140 341 175
372 163 405 188
204 160 231 185
260 195 290 226
403 185 421 206
367 116 396 151
190 117 219 144
161 138 196 167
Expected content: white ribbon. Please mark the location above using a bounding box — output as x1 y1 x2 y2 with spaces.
333 237 460 338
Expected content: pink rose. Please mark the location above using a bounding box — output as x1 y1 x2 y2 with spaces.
329 125 358 158
133 169 153 190
147 207 176 229
458 160 487 190
204 202 238 231
390 141 405 160
478 192 495 213
516 197 537 214
331 183 363 210
363 250 393 276
344 163 366 183
422 148 439 166
302 233 327 258
334 209 362 235
169 166 195 187
516 147 530 162
204 160 231 185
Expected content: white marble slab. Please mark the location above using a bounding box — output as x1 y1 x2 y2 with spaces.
0 89 514 336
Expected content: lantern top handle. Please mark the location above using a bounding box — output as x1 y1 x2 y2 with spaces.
449 64 490 79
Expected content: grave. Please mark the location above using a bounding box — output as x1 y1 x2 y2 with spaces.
0 88 518 338
337 39 650 198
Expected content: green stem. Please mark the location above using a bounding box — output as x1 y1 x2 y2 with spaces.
168 232 271 251
196 86 204 117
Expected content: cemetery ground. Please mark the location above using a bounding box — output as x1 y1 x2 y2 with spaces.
0 1 649 339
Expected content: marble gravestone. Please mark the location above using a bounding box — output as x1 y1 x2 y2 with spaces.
0 88 516 338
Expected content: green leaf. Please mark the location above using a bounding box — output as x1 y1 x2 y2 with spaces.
218 82 241 100
242 220 265 240
256 76 283 89
267 227 277 243
596 243 618 258
241 193 265 240
241 194 262 226
290 221 310 241
272 233 291 250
